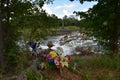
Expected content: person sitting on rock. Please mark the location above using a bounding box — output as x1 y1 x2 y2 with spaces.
46 41 55 54
40 41 55 58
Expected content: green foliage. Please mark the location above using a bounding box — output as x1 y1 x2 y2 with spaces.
16 52 31 73
0 74 3 80
4 43 20 73
25 70 43 80
73 0 120 53
74 54 120 70
1 0 58 74
70 0 97 4
81 71 89 80
95 75 111 80
71 54 120 80
62 15 79 27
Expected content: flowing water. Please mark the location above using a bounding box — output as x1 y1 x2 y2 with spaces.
18 32 101 55
39 32 100 55
40 36 74 55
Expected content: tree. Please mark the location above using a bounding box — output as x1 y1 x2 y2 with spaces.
0 12 4 73
62 15 79 27
0 0 55 73
0 0 4 73
73 0 120 53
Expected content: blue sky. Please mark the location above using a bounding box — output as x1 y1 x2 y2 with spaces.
43 0 97 19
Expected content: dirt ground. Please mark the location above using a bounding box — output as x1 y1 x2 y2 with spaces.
39 67 81 80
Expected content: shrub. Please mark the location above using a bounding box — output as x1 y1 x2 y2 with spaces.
25 70 43 80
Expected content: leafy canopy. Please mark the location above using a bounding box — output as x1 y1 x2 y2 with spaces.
73 0 120 53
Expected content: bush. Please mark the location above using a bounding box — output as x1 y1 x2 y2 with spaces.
16 52 31 73
25 70 43 80
74 54 120 70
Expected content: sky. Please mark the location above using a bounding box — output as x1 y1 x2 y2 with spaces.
43 0 97 19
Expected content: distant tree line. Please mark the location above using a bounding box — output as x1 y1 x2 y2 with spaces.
59 15 80 27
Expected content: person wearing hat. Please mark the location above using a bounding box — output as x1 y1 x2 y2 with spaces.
47 41 54 48
45 41 54 54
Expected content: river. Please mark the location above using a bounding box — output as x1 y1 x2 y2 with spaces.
17 31 101 55
39 32 100 55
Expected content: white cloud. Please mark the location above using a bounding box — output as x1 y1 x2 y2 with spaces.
54 5 63 10
63 9 71 16
41 1 97 19
54 4 76 10
42 4 75 18
42 3 90 19
64 4 75 9
63 10 68 15
56 14 63 18
42 4 53 15
53 4 76 18
81 8 88 12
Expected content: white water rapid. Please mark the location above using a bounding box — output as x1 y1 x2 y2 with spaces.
39 32 100 55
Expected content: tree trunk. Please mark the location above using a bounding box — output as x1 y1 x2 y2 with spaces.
0 0 4 73
0 14 4 73
112 1 120 54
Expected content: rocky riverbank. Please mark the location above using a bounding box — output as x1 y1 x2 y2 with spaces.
59 31 100 55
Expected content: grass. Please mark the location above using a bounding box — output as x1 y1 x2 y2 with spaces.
32 54 120 80
74 54 120 70
2 54 119 80
58 26 80 29
25 69 43 80
71 54 120 80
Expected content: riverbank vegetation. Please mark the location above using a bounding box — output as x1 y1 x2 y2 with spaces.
22 54 120 80
74 0 120 53
72 54 120 80
1 54 119 80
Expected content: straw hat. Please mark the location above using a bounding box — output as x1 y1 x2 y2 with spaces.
47 41 54 47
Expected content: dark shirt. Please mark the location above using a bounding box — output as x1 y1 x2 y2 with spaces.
29 42 37 50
